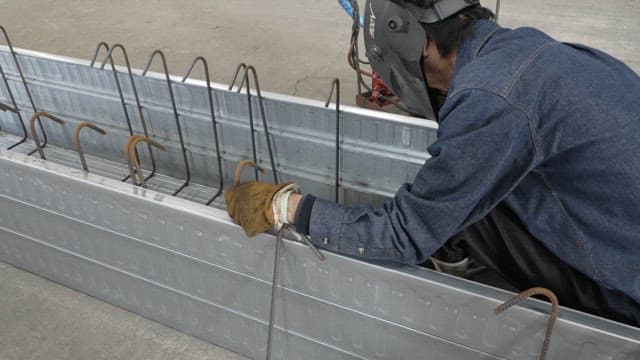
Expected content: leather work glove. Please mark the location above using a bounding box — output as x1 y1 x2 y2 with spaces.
225 160 300 237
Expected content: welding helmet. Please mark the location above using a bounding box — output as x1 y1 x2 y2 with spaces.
364 0 479 119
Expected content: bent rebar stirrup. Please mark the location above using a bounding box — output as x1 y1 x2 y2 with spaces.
494 287 559 360
0 63 27 149
97 43 157 182
1 25 47 153
28 112 65 160
125 135 168 188
325 78 341 204
141 50 191 196
182 56 225 205
229 63 279 184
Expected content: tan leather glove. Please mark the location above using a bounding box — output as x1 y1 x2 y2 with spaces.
225 160 299 237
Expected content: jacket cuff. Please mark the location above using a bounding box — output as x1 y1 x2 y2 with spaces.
308 198 345 253
293 195 315 235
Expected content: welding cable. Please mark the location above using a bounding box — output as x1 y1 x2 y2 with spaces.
338 0 364 27
345 1 413 115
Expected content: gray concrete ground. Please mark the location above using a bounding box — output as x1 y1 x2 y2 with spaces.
1 1 639 359
0 261 247 360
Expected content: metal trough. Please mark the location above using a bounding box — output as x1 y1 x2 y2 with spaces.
0 43 639 359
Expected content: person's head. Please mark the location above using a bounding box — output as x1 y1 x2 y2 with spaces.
364 0 494 119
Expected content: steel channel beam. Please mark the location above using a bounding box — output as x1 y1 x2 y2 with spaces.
0 150 638 359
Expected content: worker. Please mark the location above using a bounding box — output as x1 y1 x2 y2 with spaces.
225 0 640 326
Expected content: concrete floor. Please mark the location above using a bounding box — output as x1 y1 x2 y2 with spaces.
1 1 639 359
0 261 247 360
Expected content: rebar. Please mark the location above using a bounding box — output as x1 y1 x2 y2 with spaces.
142 50 191 196
126 135 168 188
124 134 144 185
325 78 341 203
28 112 65 160
89 42 110 67
265 225 325 360
0 101 17 113
98 43 157 182
182 56 225 205
229 65 279 184
91 42 138 180
73 121 107 172
229 64 258 180
0 26 48 153
0 63 27 149
494 287 559 360
228 63 247 91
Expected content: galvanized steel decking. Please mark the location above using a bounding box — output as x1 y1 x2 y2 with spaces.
1 47 639 359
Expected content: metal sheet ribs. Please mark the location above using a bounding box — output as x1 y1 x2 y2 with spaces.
1 41 639 360
0 47 432 204
1 152 639 359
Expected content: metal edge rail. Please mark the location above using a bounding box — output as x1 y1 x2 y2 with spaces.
1 149 638 360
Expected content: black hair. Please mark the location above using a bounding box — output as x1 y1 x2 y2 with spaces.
418 4 495 57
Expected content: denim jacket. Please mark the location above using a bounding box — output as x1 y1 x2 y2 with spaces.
302 20 640 310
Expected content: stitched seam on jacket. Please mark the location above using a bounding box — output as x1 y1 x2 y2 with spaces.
445 88 541 161
503 41 558 97
538 171 601 281
473 27 501 58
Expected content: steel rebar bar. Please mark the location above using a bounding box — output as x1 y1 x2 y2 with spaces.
142 50 191 196
126 135 168 188
28 112 65 160
182 56 225 205
0 63 27 149
98 43 157 182
73 121 107 172
0 26 48 153
325 78 341 203
231 65 279 184
494 287 559 360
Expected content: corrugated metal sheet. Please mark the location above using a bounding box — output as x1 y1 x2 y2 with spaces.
1 48 639 359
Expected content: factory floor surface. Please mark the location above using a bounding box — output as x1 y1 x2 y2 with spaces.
1 1 638 359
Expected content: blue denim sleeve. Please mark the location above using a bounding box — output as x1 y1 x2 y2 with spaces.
307 89 539 264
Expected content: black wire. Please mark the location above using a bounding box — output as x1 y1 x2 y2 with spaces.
348 0 412 116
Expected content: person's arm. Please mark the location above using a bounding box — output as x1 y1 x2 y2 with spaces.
290 88 540 264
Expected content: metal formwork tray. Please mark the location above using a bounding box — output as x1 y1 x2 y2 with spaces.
0 47 639 360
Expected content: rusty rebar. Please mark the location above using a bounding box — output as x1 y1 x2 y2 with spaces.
74 121 107 172
124 134 144 184
98 43 157 182
0 101 17 113
126 135 168 188
494 287 559 360
28 112 65 160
